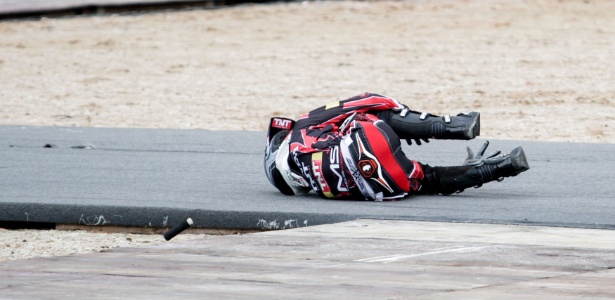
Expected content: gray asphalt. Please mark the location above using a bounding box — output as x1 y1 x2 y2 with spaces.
1 125 614 230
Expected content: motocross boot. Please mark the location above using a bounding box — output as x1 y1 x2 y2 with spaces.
377 109 480 145
419 142 530 195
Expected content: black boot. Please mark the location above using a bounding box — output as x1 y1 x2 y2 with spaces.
419 144 529 195
377 109 480 143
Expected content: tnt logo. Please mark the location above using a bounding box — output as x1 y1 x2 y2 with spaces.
272 118 293 129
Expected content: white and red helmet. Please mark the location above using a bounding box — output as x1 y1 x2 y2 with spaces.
264 117 309 195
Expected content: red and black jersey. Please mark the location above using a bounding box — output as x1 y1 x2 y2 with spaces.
287 92 424 201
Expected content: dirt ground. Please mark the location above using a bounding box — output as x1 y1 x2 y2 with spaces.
1 0 614 142
1 0 614 261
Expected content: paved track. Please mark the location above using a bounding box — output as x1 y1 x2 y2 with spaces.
1 125 614 230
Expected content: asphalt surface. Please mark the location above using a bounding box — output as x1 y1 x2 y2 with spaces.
1 125 614 230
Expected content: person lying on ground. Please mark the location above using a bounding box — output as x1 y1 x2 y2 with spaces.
264 92 529 201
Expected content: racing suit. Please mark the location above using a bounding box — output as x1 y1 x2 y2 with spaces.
287 92 424 201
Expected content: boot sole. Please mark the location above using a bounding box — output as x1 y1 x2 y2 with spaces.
509 147 530 173
463 112 480 140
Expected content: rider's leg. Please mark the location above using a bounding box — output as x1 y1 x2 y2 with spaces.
417 147 529 195
377 109 480 142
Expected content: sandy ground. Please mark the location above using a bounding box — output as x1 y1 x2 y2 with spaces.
1 0 614 261
0 228 211 262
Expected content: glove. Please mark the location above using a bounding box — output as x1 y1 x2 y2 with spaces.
463 141 505 166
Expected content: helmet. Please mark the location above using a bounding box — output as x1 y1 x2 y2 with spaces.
264 118 309 195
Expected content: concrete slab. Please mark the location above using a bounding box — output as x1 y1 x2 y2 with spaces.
1 125 615 230
1 220 614 299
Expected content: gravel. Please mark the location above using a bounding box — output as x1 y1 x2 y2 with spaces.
0 228 210 262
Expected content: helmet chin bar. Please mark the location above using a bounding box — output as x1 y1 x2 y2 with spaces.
275 138 310 196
